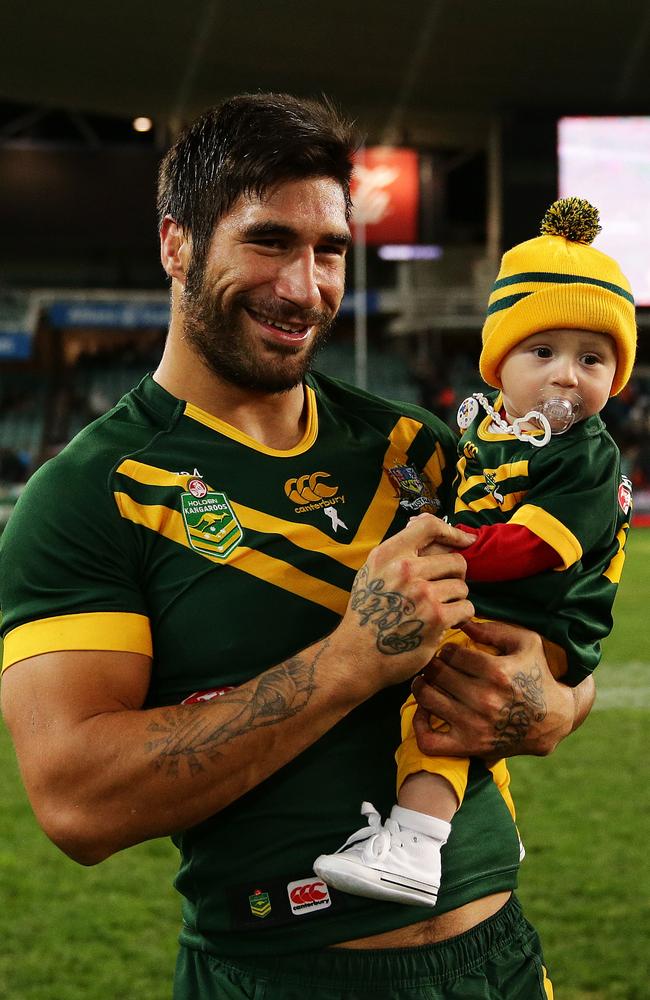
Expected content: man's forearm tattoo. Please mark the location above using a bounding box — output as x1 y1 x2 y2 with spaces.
492 665 548 753
350 564 423 654
145 645 322 777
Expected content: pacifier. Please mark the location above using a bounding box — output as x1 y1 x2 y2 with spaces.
531 391 584 436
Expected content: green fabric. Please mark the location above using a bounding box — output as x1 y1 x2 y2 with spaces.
173 895 552 999
0 372 521 957
491 270 635 303
451 392 631 683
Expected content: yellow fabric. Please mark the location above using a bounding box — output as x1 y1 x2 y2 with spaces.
2 611 153 672
479 230 636 396
542 964 554 998
184 384 318 456
510 503 583 569
604 524 629 584
394 625 516 820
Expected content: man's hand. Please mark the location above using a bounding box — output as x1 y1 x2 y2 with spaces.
335 513 475 698
411 618 595 761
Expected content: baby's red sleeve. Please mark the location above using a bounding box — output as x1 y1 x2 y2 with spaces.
456 523 562 581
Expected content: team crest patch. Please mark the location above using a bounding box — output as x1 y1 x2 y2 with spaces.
457 396 479 429
483 471 504 504
618 475 632 515
387 464 439 513
249 890 272 918
180 480 243 559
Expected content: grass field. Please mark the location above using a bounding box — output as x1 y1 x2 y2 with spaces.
0 530 648 999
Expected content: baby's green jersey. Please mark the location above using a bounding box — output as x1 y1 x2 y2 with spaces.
451 392 632 684
0 373 521 957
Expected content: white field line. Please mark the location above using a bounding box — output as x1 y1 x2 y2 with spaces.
593 661 650 710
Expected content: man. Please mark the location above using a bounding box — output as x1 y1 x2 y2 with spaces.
1 94 593 999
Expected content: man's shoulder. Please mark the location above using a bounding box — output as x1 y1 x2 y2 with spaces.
17 378 172 502
308 370 456 446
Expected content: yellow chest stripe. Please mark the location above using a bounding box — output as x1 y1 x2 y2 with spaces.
352 416 424 551
114 494 349 614
113 415 428 611
454 456 530 514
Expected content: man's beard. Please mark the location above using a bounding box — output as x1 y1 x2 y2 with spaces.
180 271 336 394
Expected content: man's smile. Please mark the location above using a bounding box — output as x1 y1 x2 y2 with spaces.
246 306 313 341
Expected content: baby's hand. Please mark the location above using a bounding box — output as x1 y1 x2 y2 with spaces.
412 514 473 558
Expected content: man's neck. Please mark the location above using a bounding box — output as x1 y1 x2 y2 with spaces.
153 349 308 451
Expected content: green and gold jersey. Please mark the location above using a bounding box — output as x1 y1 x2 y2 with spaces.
0 373 521 957
451 392 632 684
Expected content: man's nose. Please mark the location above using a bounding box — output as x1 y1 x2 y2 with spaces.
274 251 321 309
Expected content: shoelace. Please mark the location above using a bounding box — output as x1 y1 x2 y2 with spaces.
336 802 403 861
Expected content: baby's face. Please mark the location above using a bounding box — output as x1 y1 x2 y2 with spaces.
498 328 617 424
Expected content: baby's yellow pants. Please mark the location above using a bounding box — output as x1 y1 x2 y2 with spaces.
395 626 516 820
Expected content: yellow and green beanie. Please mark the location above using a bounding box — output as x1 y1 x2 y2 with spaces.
479 197 637 396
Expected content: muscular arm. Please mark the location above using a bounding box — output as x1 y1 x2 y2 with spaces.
411 618 595 761
1 514 474 865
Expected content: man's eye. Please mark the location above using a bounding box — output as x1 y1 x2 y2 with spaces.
317 244 346 257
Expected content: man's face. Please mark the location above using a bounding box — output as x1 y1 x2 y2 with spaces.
180 177 350 393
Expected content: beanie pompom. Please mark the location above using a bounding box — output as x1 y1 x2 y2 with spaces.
539 197 602 245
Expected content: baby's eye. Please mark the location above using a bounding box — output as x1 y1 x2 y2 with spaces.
533 346 552 358
581 353 600 366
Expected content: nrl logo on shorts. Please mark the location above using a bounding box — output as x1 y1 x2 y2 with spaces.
248 890 272 918
180 478 243 559
387 464 439 513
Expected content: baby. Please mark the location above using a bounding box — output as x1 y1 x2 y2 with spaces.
315 197 636 907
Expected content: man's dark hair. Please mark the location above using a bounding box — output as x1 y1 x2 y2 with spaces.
157 92 357 275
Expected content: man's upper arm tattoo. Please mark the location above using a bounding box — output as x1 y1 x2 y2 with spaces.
492 664 548 753
350 564 423 655
145 643 323 777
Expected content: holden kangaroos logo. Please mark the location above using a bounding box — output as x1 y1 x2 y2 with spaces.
181 478 243 559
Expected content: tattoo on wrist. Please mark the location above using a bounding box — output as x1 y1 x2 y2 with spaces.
350 565 423 654
145 644 323 777
492 665 547 753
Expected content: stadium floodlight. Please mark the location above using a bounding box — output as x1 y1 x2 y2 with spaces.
377 244 443 261
132 116 153 133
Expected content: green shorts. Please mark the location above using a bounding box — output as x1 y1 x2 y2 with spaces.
173 895 553 999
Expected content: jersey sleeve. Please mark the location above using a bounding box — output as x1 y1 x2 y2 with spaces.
0 447 152 672
509 430 622 568
458 522 562 581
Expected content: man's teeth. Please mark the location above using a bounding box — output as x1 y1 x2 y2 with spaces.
251 310 307 334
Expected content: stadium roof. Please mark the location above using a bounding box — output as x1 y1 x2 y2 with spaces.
3 1 650 142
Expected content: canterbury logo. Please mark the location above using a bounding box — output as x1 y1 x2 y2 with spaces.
287 878 332 914
463 442 479 460
289 881 328 905
285 472 339 505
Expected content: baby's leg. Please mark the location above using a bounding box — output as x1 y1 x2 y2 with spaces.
313 697 467 908
399 770 458 821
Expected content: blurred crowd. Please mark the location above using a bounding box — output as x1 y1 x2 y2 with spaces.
1 351 650 500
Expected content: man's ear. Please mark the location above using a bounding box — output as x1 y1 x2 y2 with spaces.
160 216 191 284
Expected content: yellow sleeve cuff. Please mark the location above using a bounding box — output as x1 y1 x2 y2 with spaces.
2 612 153 672
510 503 582 569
